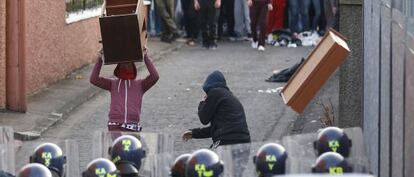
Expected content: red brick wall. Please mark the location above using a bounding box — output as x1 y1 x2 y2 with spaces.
0 0 6 109
25 0 101 94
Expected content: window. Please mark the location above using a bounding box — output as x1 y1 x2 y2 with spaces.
65 0 104 24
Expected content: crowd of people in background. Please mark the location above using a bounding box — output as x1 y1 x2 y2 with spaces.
149 0 339 51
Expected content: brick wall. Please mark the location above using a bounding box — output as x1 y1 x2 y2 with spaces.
25 0 101 95
0 0 6 109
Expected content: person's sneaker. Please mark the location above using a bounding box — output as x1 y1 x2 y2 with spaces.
210 42 218 50
267 34 274 44
251 41 258 49
258 45 265 51
187 39 196 46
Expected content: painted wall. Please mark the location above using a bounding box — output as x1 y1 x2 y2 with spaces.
0 0 6 109
25 0 101 95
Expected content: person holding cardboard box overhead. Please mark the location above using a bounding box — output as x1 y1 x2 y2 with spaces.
90 49 159 132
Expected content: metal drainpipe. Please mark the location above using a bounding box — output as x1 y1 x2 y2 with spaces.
6 0 26 112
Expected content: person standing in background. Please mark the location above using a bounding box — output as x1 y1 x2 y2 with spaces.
288 0 299 33
324 0 338 31
156 0 181 43
266 0 286 42
195 0 221 49
182 0 200 46
234 0 252 39
249 0 273 51
305 0 321 33
218 0 236 40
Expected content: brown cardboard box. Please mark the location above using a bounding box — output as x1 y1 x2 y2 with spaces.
281 29 350 113
99 0 149 64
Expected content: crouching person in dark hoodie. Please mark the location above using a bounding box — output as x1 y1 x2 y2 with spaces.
182 70 251 148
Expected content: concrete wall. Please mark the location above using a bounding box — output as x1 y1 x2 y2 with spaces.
363 0 413 176
0 0 6 109
25 0 101 95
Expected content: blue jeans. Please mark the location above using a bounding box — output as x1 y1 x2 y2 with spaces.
303 0 321 31
288 0 299 33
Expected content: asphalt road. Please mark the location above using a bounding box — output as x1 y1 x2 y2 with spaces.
15 41 312 172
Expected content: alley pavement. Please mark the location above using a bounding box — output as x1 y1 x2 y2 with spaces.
0 39 339 170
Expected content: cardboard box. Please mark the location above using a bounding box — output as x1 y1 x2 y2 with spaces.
281 29 350 113
99 0 149 64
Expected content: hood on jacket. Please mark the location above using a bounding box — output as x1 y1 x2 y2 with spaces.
114 62 137 80
202 70 228 93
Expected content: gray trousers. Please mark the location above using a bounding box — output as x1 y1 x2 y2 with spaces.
234 0 251 35
156 0 179 36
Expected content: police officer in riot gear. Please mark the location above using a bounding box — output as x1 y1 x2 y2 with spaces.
312 152 353 174
314 126 352 157
170 153 191 177
109 135 146 177
29 143 66 177
17 163 52 177
82 158 119 177
185 149 224 177
253 143 287 177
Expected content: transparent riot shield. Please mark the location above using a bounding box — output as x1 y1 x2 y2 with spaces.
16 139 80 177
274 174 375 177
282 127 370 174
0 126 15 175
215 141 283 177
91 131 174 176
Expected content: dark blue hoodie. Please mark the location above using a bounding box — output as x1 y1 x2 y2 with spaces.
202 70 228 93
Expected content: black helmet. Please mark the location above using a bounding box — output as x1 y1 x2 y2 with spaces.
109 135 146 175
29 143 66 177
253 143 287 177
17 163 52 177
82 158 119 177
185 149 224 177
314 127 352 157
312 152 353 174
170 153 191 177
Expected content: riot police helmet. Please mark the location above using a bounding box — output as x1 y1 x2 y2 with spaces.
109 135 146 174
185 149 224 177
253 143 288 177
17 163 52 177
312 152 353 174
314 127 352 157
82 158 119 177
170 153 191 177
29 143 66 177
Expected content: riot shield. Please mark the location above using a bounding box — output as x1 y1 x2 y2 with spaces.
16 139 80 177
282 127 370 174
274 175 375 177
0 127 15 175
215 141 283 177
91 131 174 176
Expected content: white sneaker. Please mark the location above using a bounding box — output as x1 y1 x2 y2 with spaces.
258 45 265 51
251 41 258 49
267 34 273 44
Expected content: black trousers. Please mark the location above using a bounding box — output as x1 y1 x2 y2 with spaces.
199 0 217 44
250 1 268 46
218 0 236 37
182 0 200 39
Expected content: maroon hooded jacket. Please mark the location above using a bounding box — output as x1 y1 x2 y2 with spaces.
90 54 159 126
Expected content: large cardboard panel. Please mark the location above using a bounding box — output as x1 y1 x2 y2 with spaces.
404 19 414 177
391 9 405 177
281 30 350 113
363 0 380 175
379 4 392 177
99 14 143 64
